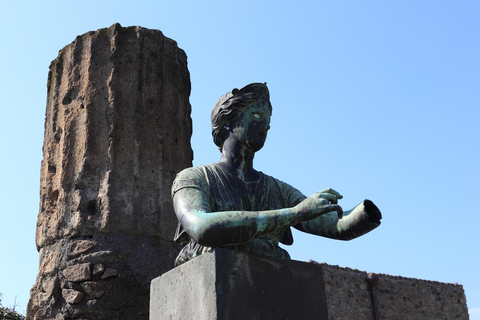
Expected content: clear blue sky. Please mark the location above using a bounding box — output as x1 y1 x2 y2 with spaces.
1 1 479 317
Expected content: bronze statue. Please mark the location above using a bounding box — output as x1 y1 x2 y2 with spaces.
172 83 381 266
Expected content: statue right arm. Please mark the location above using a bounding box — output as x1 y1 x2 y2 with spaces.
173 187 343 248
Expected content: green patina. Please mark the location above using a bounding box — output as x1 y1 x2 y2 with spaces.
172 83 382 266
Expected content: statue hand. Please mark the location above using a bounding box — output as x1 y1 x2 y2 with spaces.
295 188 344 220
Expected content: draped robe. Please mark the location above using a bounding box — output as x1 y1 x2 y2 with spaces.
172 163 306 266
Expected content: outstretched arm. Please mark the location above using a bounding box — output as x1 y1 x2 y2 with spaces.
294 200 382 240
173 187 343 247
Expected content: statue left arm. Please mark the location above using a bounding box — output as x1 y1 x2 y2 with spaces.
294 200 382 240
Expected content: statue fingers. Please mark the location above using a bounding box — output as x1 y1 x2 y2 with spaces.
318 188 343 200
312 196 329 206
316 192 341 204
317 204 343 216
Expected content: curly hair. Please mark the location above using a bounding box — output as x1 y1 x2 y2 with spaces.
211 83 272 151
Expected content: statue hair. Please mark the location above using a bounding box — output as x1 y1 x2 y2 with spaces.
211 83 272 152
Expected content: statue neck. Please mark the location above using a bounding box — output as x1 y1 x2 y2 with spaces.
218 137 258 182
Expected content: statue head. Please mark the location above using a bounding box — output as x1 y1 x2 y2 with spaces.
211 83 272 151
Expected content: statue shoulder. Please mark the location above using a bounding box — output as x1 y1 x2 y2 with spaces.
175 165 206 180
172 165 210 197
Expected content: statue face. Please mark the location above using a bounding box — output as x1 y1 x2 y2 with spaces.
230 101 271 152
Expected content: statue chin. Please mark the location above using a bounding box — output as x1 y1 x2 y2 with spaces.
246 140 266 152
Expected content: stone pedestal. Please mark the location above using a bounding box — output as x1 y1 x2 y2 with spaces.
28 24 192 320
150 249 329 320
151 249 469 320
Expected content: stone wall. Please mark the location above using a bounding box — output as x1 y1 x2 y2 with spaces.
321 263 468 320
27 24 192 320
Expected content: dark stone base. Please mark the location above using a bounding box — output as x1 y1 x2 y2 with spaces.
150 249 328 320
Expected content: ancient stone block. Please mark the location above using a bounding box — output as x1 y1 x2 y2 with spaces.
100 268 118 280
92 264 105 276
81 282 105 299
41 276 60 298
62 289 84 304
73 250 116 265
39 247 57 274
69 240 97 258
62 263 91 282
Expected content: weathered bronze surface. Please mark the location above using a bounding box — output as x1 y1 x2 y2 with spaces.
172 83 381 265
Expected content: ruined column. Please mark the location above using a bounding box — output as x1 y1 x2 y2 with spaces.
27 23 193 319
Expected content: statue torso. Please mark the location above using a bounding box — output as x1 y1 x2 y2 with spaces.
172 163 306 265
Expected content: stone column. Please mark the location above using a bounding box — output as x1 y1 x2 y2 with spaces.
27 23 193 320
